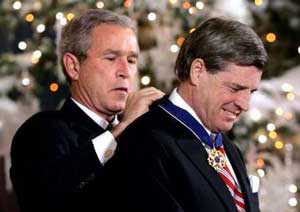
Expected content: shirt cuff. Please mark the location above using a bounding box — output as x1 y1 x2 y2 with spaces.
92 131 117 165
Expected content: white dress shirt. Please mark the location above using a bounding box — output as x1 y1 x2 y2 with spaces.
72 98 117 165
169 89 240 184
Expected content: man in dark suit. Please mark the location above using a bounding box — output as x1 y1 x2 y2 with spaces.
9 9 163 212
108 17 268 212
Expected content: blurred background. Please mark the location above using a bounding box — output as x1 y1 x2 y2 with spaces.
0 0 300 211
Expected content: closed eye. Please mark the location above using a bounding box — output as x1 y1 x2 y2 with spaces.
228 85 240 93
106 58 115 62
105 55 117 61
128 57 137 64
250 89 258 94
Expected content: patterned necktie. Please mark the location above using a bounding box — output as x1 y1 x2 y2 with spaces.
211 134 246 212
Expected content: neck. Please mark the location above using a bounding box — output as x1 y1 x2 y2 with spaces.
177 83 212 132
177 82 193 110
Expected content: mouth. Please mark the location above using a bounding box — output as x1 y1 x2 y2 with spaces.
223 109 239 121
113 87 128 94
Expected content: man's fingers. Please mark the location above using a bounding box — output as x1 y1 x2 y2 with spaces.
128 87 164 100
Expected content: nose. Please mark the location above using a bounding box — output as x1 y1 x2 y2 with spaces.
235 92 250 112
117 58 130 78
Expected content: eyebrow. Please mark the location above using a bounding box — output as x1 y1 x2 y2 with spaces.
103 49 139 58
225 82 258 92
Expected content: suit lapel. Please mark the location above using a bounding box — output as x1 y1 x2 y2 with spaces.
60 98 105 142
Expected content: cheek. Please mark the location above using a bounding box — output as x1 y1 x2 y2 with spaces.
217 92 235 105
211 96 233 116
129 71 138 90
95 68 114 85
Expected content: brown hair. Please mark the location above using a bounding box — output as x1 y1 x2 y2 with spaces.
175 17 268 81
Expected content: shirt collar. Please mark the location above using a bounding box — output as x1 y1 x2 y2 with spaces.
168 88 211 136
71 98 119 129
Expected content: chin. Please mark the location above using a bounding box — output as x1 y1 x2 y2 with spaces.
218 123 235 132
111 103 125 113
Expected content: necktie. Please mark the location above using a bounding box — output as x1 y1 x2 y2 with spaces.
106 122 114 131
211 134 246 212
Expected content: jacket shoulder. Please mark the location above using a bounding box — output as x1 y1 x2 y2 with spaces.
119 106 189 152
11 110 69 153
17 110 63 133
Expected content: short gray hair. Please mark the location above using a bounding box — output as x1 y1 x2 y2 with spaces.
58 9 137 83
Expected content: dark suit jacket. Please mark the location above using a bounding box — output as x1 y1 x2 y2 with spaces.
108 98 260 212
10 98 112 212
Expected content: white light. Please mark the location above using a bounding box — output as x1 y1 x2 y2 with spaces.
188 7 197 15
21 77 31 87
249 108 262 121
170 44 179 53
18 41 27 50
257 169 265 177
258 135 267 144
36 24 45 33
141 76 151 85
288 197 297 207
33 50 42 58
13 1 22 10
96 1 105 8
60 18 68 26
56 12 64 20
266 123 276 131
196 1 205 10
169 0 178 4
281 83 293 92
275 107 284 116
288 184 298 193
147 12 157 21
298 46 300 54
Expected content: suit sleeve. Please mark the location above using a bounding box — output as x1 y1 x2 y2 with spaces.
10 115 103 211
107 126 185 212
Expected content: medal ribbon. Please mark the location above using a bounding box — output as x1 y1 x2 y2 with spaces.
159 99 223 148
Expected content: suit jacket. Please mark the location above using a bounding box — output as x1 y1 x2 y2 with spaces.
108 97 260 212
10 98 112 212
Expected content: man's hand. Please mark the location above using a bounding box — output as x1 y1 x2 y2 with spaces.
112 87 164 140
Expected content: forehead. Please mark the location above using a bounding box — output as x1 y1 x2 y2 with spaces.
89 24 139 52
91 23 136 41
215 63 262 89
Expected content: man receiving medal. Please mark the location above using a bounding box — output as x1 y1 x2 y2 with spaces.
106 17 267 212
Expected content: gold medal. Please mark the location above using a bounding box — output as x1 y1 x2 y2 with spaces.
207 148 225 172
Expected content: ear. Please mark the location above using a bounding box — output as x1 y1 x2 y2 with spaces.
63 52 81 81
189 58 206 85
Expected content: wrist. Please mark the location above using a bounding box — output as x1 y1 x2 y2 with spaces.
111 121 128 141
